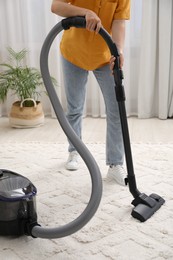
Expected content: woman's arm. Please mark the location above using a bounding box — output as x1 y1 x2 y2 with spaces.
51 0 102 33
51 0 88 18
112 20 125 55
110 20 126 69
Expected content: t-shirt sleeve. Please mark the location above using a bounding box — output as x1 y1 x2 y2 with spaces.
113 0 131 20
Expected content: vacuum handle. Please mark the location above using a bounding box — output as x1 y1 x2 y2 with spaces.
62 16 119 54
62 16 86 29
62 16 124 90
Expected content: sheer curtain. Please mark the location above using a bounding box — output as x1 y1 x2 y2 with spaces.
138 0 173 119
0 0 61 117
0 0 172 119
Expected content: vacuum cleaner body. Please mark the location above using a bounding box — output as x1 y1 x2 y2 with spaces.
0 169 37 236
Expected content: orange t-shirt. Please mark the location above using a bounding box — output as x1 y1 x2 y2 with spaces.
60 0 130 70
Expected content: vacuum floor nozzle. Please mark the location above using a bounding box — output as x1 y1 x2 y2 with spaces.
131 193 165 222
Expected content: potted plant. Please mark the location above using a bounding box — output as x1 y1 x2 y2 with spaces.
0 47 56 128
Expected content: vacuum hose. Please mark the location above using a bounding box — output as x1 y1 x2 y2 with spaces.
31 17 114 239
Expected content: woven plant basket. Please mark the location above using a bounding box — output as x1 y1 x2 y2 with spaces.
9 98 44 128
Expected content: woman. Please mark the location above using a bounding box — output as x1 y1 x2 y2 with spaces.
51 0 130 186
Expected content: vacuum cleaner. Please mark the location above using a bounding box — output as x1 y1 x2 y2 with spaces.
0 17 165 238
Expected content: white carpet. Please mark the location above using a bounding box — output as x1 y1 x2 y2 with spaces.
0 142 173 260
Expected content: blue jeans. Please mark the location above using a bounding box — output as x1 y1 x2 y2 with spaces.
61 56 124 166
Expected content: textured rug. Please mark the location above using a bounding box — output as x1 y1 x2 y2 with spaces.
0 142 173 260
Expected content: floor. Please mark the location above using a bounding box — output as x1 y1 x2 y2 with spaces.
0 116 173 144
0 116 173 260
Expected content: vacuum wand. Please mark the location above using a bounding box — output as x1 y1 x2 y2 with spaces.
114 82 165 221
111 42 165 222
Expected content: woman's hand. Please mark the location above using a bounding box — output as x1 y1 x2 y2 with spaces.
51 1 102 34
110 54 124 74
85 11 102 34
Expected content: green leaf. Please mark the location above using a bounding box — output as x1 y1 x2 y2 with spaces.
0 47 58 104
